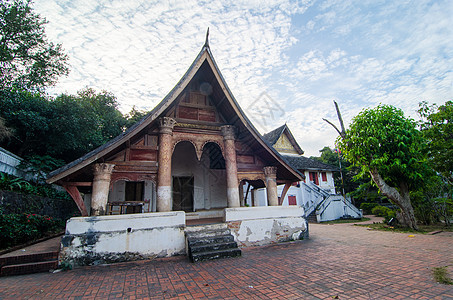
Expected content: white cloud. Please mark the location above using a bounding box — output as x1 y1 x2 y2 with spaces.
33 0 452 157
35 0 314 112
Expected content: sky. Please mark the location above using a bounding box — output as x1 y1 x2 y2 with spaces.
33 0 453 157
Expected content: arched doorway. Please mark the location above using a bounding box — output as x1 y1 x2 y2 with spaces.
171 140 229 212
171 141 198 212
239 179 265 207
200 142 228 209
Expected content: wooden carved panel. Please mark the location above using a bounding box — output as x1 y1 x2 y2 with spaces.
129 149 157 161
237 155 255 164
198 109 216 122
179 106 198 120
189 92 206 105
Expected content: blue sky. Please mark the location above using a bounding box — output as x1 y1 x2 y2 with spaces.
34 0 452 156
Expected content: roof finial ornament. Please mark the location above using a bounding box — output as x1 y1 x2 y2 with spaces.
204 27 210 48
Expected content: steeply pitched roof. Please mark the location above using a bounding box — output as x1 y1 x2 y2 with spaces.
283 155 339 172
263 124 304 155
47 37 303 184
262 124 286 145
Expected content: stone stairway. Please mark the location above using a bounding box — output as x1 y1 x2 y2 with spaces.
185 223 241 262
0 251 59 276
307 211 318 223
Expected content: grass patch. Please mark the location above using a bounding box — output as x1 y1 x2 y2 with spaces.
356 222 453 234
432 266 453 285
320 217 370 224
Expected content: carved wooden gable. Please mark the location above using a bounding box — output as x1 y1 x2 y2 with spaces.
273 133 299 155
174 91 218 123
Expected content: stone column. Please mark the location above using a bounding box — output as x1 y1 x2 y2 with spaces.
91 163 115 216
157 117 177 212
221 125 240 208
264 166 278 206
239 181 244 207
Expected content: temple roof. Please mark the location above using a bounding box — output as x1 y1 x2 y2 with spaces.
47 35 304 184
263 124 304 155
283 155 339 172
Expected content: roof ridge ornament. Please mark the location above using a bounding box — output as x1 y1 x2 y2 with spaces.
204 27 210 48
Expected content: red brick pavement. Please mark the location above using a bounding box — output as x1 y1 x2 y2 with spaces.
0 221 452 299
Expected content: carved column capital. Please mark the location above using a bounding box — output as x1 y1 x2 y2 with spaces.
221 125 236 140
263 166 277 178
93 163 115 178
159 117 177 135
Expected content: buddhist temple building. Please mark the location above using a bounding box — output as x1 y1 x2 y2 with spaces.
47 33 309 265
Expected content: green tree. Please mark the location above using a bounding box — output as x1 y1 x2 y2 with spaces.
51 88 127 161
312 147 374 204
0 88 127 163
418 101 453 185
0 0 69 90
125 105 148 128
0 116 13 141
0 88 55 156
337 105 429 230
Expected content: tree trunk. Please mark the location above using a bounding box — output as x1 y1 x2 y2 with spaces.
369 168 419 230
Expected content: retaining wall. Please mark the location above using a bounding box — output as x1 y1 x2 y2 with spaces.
224 206 308 247
60 212 186 266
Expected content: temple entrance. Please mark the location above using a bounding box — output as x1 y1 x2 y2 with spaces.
172 176 194 212
171 141 228 212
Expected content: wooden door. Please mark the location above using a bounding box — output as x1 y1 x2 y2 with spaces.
172 176 194 212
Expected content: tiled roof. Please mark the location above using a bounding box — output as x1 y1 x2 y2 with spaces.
263 124 304 155
262 124 286 145
283 155 339 172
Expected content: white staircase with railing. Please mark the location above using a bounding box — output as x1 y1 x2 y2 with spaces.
281 182 362 222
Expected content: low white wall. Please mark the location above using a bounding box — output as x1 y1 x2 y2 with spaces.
224 206 308 247
60 212 186 266
186 209 223 220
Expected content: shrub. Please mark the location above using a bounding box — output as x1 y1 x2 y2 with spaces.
371 205 390 217
0 172 69 200
360 202 379 214
371 205 396 223
0 213 65 249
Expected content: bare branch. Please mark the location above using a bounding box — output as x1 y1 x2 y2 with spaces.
322 118 343 137
323 100 346 139
334 100 345 136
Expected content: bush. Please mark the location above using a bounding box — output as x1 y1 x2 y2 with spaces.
360 202 379 214
0 172 69 200
371 205 396 223
0 213 65 249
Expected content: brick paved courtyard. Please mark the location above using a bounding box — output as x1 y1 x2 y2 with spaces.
1 220 452 299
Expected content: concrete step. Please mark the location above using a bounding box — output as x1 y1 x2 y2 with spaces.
186 228 231 239
191 248 242 262
185 223 228 233
0 260 58 276
0 251 59 268
187 234 235 247
190 241 238 254
307 211 318 223
0 251 60 276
